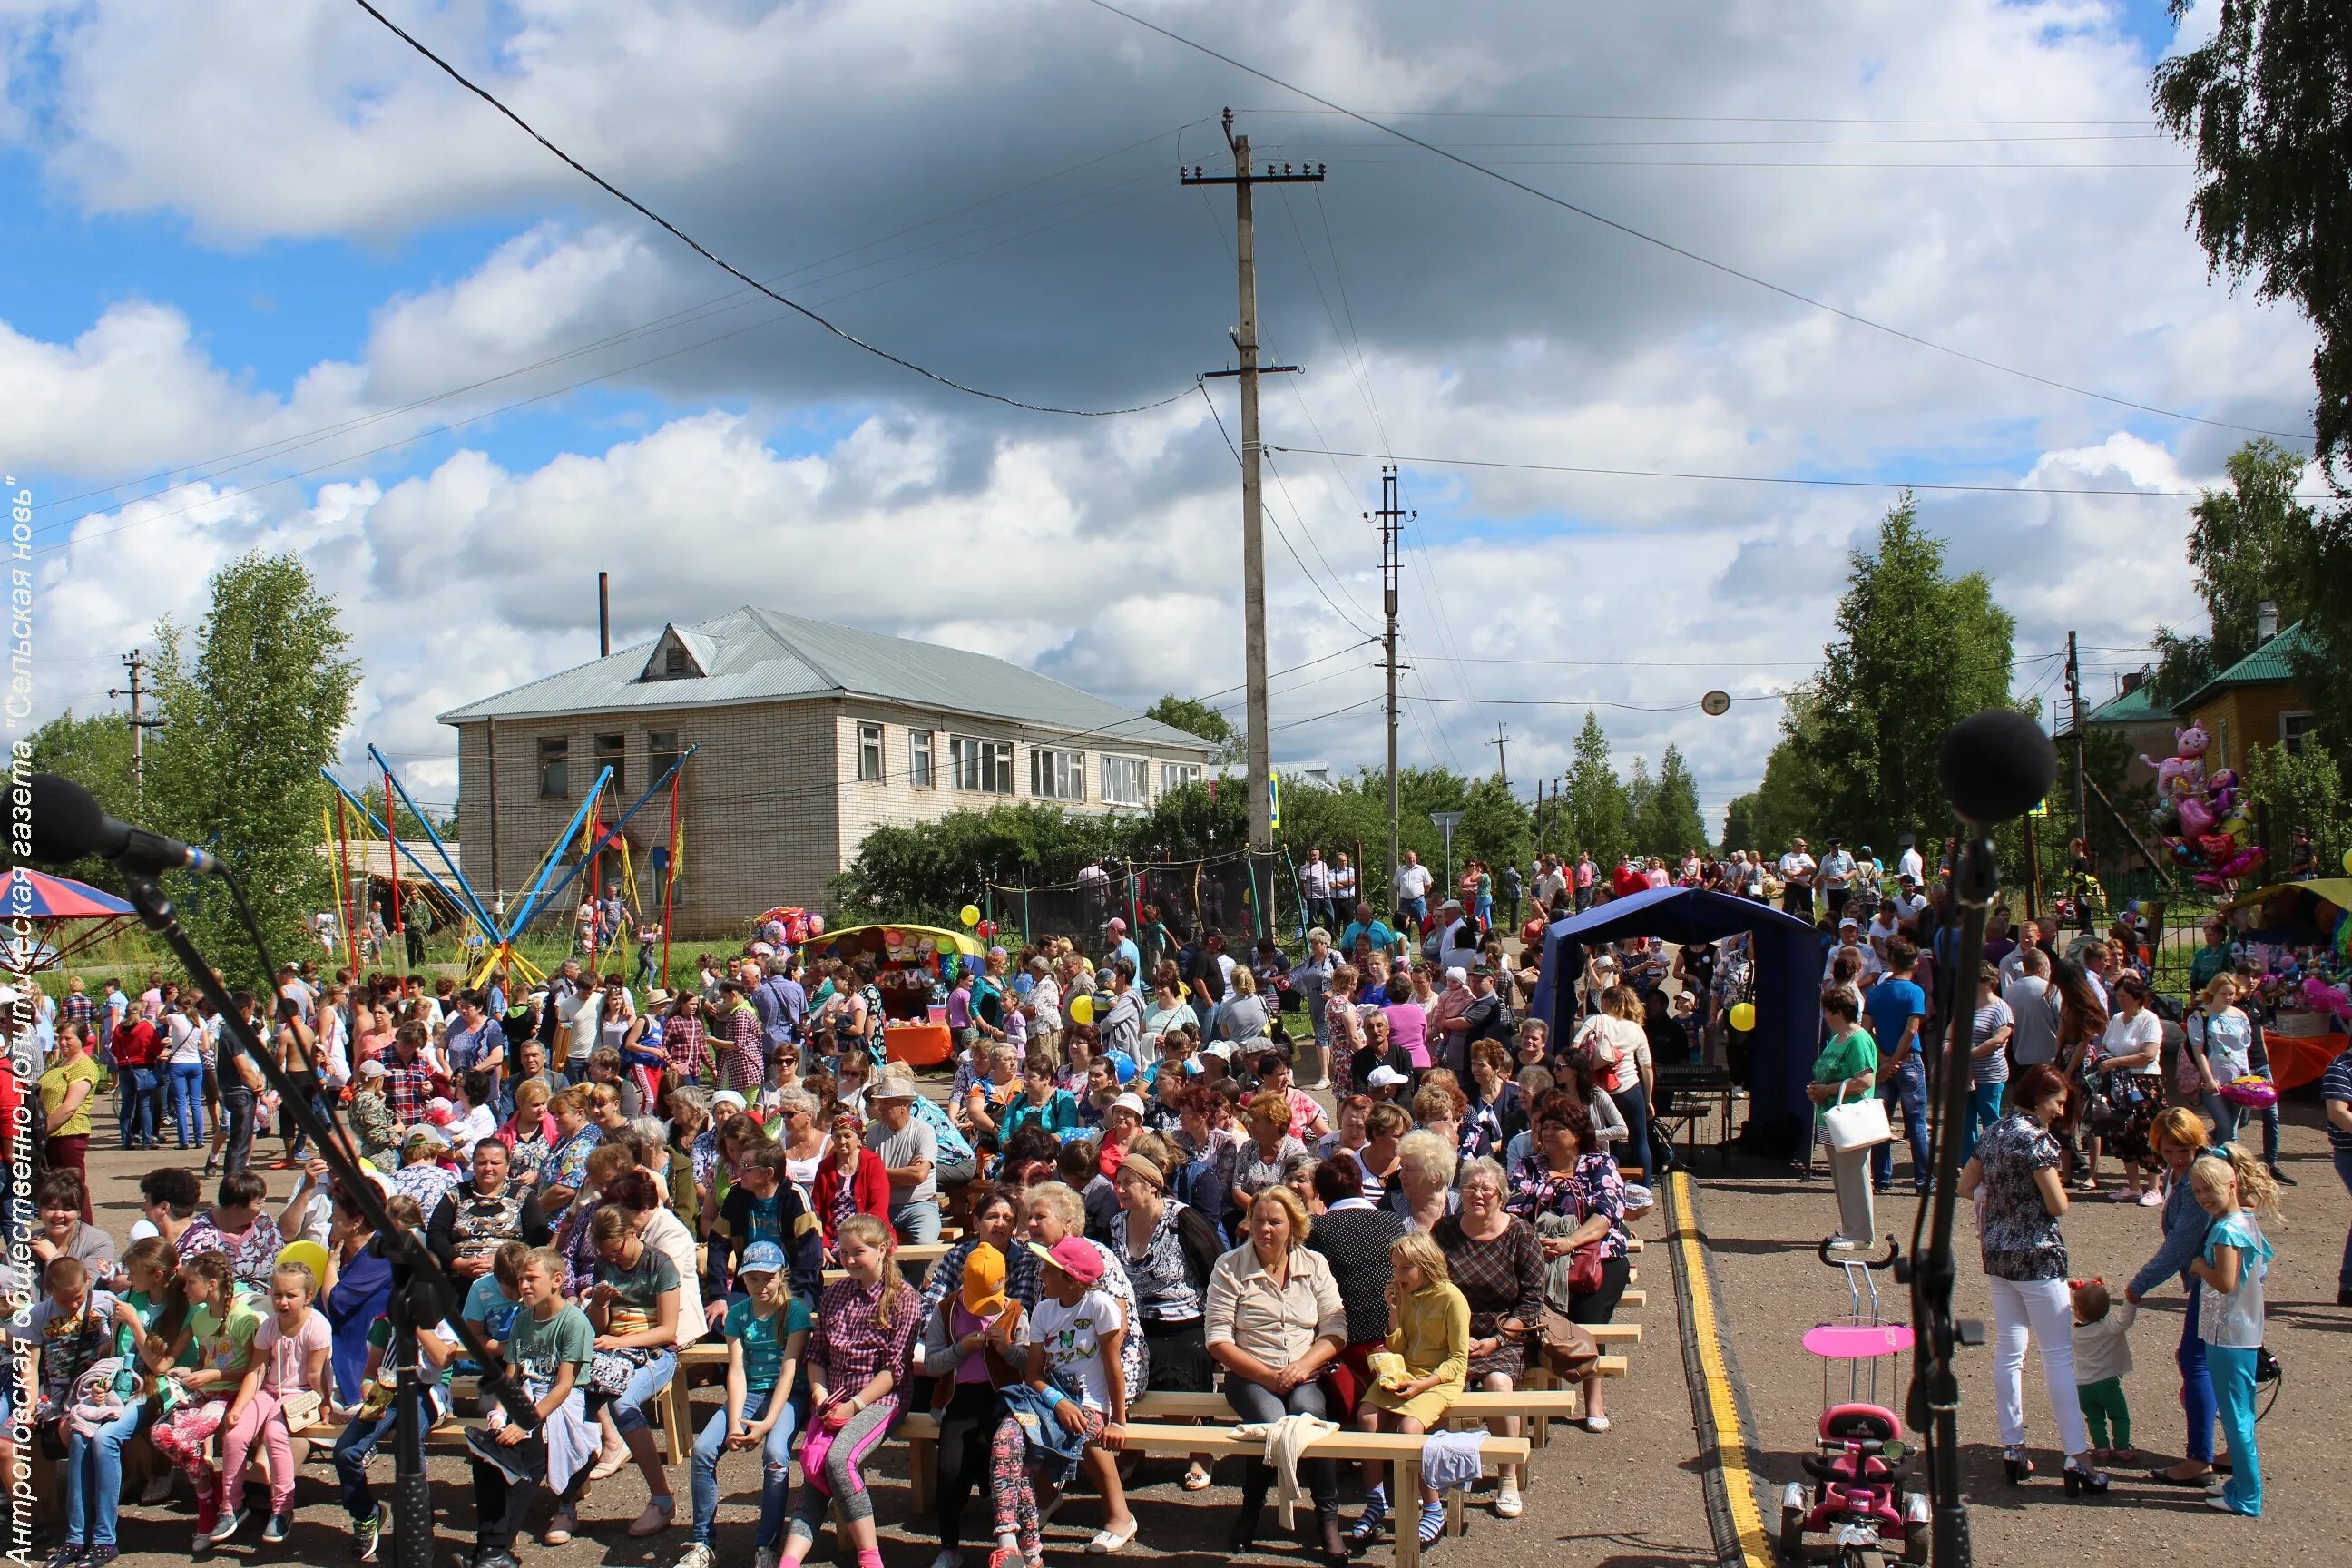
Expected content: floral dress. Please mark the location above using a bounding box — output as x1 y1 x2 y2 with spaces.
1974 1113 2067 1282
1505 1148 1629 1261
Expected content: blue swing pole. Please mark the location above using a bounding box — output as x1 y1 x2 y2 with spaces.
500 767 618 941
368 744 507 936
319 769 492 932
514 749 698 941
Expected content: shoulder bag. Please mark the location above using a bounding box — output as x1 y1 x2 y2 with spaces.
1820 1078 1892 1154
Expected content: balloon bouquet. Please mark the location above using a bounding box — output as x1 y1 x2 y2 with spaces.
2141 724 2267 892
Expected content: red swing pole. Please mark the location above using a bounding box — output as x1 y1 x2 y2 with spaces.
660 769 681 991
583 799 605 975
385 770 406 976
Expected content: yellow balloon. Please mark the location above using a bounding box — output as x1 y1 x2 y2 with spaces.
959 904 981 927
276 1239 330 1285
1069 993 1096 1026
2342 848 2352 876
1729 1001 1756 1033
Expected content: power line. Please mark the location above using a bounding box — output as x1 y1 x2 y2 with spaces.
1080 0 2314 444
1197 385 1380 640
1267 446 2320 500
348 0 1192 419
1235 108 2165 128
1260 132 2175 149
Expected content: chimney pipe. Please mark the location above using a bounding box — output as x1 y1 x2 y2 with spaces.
2121 671 2142 695
2256 599 2278 642
598 572 611 657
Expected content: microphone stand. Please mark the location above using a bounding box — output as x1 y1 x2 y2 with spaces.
116 868 539 1568
1904 829 1994 1568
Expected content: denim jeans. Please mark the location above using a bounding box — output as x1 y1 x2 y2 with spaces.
1608 1081 1654 1186
2335 1145 2352 1296
1398 896 1426 931
165 1060 207 1146
1960 1079 2004 1164
333 1390 445 1521
690 1385 797 1545
117 1066 158 1147
1223 1376 1335 1504
2178 1278 2217 1464
601 1348 679 1438
1873 1059 1931 1190
63 1397 144 1547
2202 1090 2245 1149
890 1198 943 1245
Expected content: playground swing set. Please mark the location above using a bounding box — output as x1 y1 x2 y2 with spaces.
319 742 698 989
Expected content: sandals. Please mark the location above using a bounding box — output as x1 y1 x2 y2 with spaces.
1182 1462 1212 1492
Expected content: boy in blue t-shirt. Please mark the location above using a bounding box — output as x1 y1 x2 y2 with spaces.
677 1241 808 1568
1863 937 1930 1194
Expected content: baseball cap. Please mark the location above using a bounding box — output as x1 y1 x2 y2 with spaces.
962 1242 1009 1318
1107 917 1128 933
1368 1065 1410 1088
358 1059 388 1079
738 1241 787 1278
1470 965 1494 979
1029 1236 1105 1287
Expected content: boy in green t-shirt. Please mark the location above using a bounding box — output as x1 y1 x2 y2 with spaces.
464 1248 594 1568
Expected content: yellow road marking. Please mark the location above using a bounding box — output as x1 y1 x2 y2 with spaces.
1672 1169 1775 1568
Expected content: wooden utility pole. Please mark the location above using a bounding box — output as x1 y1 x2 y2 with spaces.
1371 466 1410 888
1187 112 1323 853
1494 723 1511 790
109 649 162 814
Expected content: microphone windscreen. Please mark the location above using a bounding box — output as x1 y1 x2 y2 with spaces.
1937 710 2058 826
26 772 114 867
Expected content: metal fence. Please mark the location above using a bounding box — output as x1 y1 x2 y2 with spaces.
985 852 1297 957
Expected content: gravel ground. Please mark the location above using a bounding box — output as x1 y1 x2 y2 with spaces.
1683 1093 2349 1567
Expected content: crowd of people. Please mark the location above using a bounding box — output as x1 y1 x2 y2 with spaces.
9 916 1659 1568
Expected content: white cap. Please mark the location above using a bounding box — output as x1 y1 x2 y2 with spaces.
1110 1093 1148 1120
1367 1065 1410 1088
1445 966 1468 985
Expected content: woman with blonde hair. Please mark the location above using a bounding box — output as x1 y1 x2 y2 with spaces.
1385 1129 1459 1234
1206 1187 1348 1563
2124 1107 2237 1488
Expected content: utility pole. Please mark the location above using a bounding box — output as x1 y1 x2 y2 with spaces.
1493 723 1510 790
1187 111 1323 854
110 649 162 815
1369 466 1412 889
2065 631 2086 853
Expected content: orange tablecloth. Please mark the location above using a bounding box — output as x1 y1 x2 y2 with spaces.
2265 1029 2343 1093
885 1021 955 1067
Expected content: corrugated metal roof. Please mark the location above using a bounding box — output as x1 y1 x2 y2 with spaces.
2082 682 2171 726
438 606 1218 753
2177 621 2314 714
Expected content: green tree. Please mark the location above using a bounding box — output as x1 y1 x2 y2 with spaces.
1720 720 1834 853
2149 440 2319 704
2240 740 2351 877
1642 743 1710 855
2154 2 2352 468
1142 695 1240 762
1784 496 2017 846
146 553 360 972
1623 756 1654 852
1562 710 1631 866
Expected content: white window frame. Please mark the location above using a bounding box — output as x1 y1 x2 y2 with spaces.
1032 747 1087 801
909 730 935 789
1100 754 1147 808
2281 710 2317 755
950 736 1014 794
857 721 884 782
1160 761 1203 794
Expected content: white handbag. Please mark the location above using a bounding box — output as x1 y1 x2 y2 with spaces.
1820 1079 1892 1153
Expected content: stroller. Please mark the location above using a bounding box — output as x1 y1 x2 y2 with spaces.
1779 1240 1929 1567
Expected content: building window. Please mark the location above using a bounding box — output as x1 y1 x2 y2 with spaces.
1101 755 1147 807
1160 761 1203 794
2282 710 2317 755
594 732 626 793
537 737 569 799
664 645 691 676
649 730 683 780
857 722 885 782
1032 748 1086 801
950 736 1014 794
910 730 935 789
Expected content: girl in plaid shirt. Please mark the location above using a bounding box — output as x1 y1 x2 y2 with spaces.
779 1215 918 1568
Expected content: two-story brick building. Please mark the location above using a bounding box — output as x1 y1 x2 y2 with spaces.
439 607 1220 935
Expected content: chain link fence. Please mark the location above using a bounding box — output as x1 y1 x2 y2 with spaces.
985 852 1298 958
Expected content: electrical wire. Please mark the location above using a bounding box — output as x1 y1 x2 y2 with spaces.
1235 108 2165 128
1196 385 1381 639
1267 446 2326 501
348 0 1193 418
1080 0 2315 444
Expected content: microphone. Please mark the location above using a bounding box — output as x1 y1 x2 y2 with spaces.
26 772 221 876
1935 710 2056 827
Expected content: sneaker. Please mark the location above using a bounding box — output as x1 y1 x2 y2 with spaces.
675 1545 717 1568
928 1553 962 1568
2137 1190 2164 1208
44 1543 86 1568
356 1507 385 1563
207 1511 250 1547
80 1550 116 1568
755 1550 779 1568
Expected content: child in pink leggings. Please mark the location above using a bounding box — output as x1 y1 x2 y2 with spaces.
147 1252 260 1541
210 1260 330 1545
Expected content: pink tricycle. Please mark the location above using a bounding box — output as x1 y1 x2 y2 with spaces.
1779 1240 1929 1567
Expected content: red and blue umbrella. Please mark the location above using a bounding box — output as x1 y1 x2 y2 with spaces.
0 867 137 971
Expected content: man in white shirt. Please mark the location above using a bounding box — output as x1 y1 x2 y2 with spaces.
1297 848 1333 933
1818 839 1857 920
1395 850 1435 931
1532 855 1567 909
1896 835 1926 885
1329 852 1358 911
2001 946 2061 1067
1891 876 1927 924
1779 838 1817 918
1433 899 1473 964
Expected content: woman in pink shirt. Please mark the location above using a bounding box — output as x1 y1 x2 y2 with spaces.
1384 993 1432 1071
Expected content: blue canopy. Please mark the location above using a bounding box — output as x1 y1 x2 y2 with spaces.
1528 885 1823 1139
